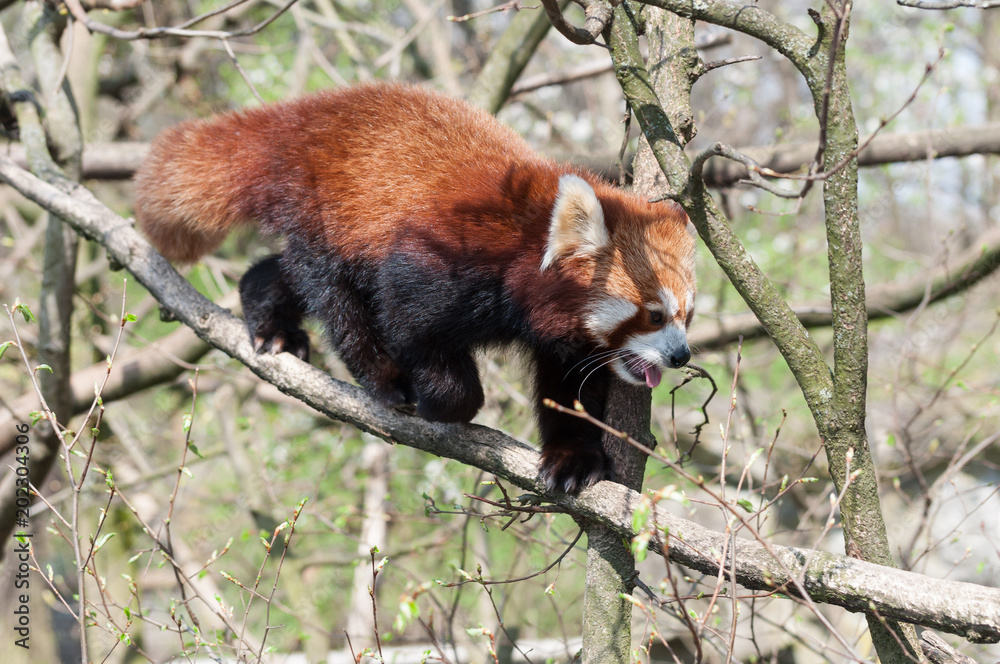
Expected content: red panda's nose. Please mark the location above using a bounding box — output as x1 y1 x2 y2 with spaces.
669 346 691 368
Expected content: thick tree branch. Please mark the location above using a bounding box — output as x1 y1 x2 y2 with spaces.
606 2 916 657
1 155 999 643
605 3 836 422
0 4 83 568
702 122 1000 188
466 3 556 113
6 120 998 183
637 0 816 74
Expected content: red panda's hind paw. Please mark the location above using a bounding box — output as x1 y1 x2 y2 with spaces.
538 446 609 494
251 329 310 362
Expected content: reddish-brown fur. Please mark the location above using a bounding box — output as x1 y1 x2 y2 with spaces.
137 84 550 259
134 82 695 492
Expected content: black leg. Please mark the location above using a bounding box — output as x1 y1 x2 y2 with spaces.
532 345 611 493
239 254 311 361
321 279 415 408
402 347 484 423
279 242 415 408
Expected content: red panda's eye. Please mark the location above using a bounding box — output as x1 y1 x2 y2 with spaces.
649 310 664 326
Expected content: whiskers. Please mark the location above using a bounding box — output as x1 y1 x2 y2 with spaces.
564 348 628 381
564 348 637 403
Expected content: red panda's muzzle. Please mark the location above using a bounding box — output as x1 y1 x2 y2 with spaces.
613 326 691 388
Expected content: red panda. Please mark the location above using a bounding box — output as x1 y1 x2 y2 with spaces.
133 82 696 493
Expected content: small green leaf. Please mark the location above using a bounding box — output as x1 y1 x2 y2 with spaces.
0 341 14 360
630 531 650 563
94 532 116 552
737 498 754 513
14 300 36 322
35 364 53 374
125 313 137 323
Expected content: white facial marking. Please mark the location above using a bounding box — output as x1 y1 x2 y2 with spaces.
541 175 609 271
685 289 695 315
585 296 638 340
661 289 680 319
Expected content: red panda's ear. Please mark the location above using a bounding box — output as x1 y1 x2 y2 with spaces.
541 175 609 271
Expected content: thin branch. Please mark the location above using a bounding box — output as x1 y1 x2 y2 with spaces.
0 319 216 456
691 142 802 198
539 0 611 46
701 121 1000 188
220 38 263 103
448 0 538 22
701 54 761 74
63 0 300 41
79 0 146 8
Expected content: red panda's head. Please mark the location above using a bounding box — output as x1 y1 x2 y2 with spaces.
542 174 696 388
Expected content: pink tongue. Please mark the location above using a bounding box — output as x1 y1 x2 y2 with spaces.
644 364 662 389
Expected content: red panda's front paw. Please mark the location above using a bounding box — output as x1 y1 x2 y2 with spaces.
538 445 609 494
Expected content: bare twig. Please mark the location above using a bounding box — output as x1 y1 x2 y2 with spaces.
372 0 445 69
64 0 300 41
702 54 761 73
220 38 264 103
449 0 538 22
668 363 717 461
